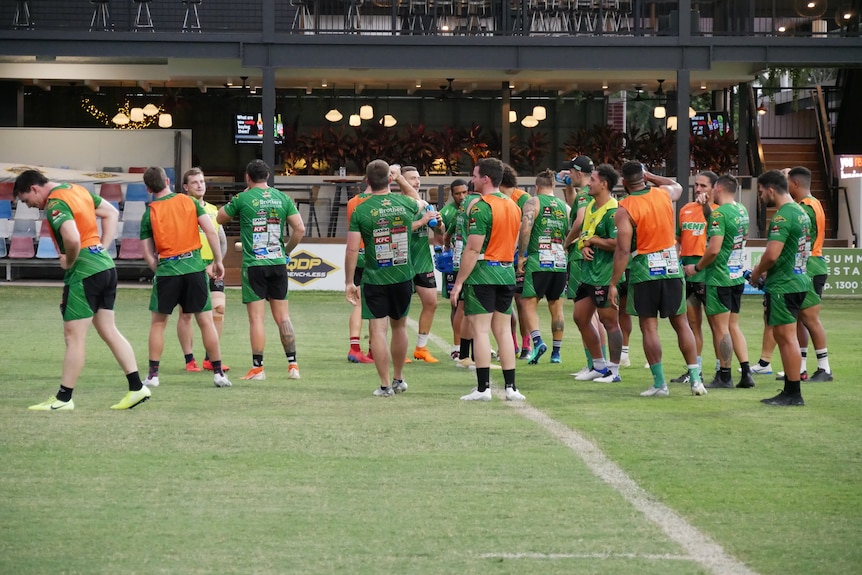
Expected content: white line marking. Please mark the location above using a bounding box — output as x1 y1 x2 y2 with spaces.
480 552 691 561
412 319 759 575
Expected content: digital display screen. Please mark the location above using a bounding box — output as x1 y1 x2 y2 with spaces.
690 111 730 137
234 113 284 145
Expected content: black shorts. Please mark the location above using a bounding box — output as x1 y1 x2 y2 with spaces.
442 272 456 299
152 271 210 315
413 270 437 290
618 275 629 299
209 276 225 293
467 283 516 315
246 265 288 301
685 280 706 306
524 270 567 301
362 280 413 320
575 283 611 308
632 277 685 318
515 270 525 294
61 267 118 320
812 274 827 298
706 284 744 315
353 266 364 287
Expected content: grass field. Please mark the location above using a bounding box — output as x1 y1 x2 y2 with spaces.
1 285 860 575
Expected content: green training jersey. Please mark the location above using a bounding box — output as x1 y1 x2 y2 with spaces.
410 205 434 275
567 186 591 263
705 202 749 287
439 201 459 233
222 186 299 268
764 202 811 295
349 192 419 285
451 193 481 271
524 194 569 274
45 193 114 285
580 202 618 287
141 194 207 277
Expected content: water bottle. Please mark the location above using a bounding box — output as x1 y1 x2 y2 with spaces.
425 204 437 228
555 173 572 186
743 269 764 290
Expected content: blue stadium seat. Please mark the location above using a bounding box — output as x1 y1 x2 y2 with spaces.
0 200 12 219
125 183 150 203
0 238 6 258
35 237 59 259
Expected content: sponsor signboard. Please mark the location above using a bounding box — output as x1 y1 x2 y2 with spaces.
746 247 862 295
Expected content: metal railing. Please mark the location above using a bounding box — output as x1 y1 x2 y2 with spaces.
812 84 841 239
5 0 860 36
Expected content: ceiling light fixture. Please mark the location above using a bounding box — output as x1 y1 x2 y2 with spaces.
359 104 374 120
142 103 160 116
112 112 130 125
130 107 145 123
158 113 172 128
653 79 666 119
348 114 361 127
757 102 768 116
521 115 539 128
325 85 342 122
666 116 678 131
509 110 518 123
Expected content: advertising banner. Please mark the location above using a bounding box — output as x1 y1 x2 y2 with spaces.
279 244 861 295
746 247 862 296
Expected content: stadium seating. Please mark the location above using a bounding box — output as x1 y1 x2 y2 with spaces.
122 201 147 222
0 236 6 258
35 239 59 259
0 182 13 200
0 199 12 220
98 183 124 203
128 167 147 174
8 219 38 259
13 201 39 220
125 183 149 203
118 218 145 260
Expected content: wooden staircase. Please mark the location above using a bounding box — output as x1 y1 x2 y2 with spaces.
759 141 847 246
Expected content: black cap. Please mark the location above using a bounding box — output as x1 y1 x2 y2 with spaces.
561 155 595 173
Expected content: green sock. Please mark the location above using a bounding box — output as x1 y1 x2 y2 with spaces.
688 365 702 383
602 345 609 361
649 363 665 388
584 347 593 370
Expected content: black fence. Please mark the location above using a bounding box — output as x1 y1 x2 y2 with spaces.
7 0 861 37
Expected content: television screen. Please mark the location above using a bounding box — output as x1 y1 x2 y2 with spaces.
690 111 730 137
234 113 284 145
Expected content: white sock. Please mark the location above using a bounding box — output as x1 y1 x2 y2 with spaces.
608 362 619 376
417 333 429 348
815 348 830 372
593 358 607 371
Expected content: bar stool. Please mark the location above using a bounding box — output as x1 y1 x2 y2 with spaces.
345 0 362 32
13 1 33 29
182 0 202 32
290 0 312 30
134 0 154 31
89 0 111 31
